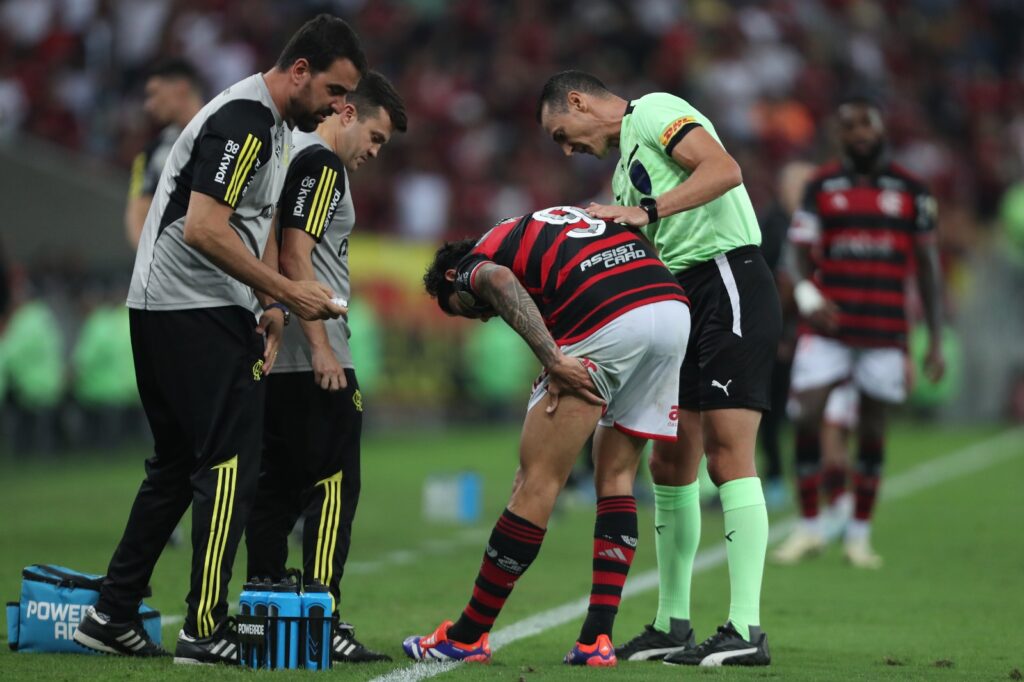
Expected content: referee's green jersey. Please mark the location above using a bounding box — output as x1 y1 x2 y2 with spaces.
611 93 761 273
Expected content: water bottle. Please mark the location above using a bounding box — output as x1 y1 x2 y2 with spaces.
301 581 334 670
241 579 273 668
267 579 302 669
422 470 482 524
238 581 257 668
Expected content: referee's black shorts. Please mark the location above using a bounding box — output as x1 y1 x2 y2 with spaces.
676 245 782 412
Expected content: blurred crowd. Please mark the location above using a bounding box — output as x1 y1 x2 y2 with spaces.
2 0 1023 242
2 0 1024 444
0 259 143 454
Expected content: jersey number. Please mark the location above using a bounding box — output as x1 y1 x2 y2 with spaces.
532 206 606 239
338 238 348 258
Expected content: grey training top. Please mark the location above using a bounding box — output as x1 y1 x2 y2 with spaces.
273 130 355 372
127 73 291 315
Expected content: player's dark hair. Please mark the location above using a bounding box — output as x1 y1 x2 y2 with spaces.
348 71 408 133
147 58 203 92
536 70 610 122
277 14 368 76
837 91 884 113
423 238 476 314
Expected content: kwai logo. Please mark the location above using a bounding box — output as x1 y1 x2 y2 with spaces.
214 140 242 184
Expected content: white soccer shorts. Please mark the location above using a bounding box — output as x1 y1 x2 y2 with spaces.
528 300 689 441
790 334 906 404
824 381 860 429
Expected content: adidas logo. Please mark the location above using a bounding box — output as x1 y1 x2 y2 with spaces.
209 638 237 660
333 635 357 657
115 629 150 652
598 547 628 561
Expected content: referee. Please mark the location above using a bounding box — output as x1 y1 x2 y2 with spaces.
125 59 205 249
74 15 366 665
246 71 406 663
538 71 781 666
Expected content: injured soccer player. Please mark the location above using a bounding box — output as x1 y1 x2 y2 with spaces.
403 206 691 666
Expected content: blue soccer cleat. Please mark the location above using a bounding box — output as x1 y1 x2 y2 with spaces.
564 633 617 666
402 620 491 663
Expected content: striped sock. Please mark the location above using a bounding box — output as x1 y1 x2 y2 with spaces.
822 463 848 506
447 509 545 644
579 496 638 644
795 428 822 520
853 437 884 521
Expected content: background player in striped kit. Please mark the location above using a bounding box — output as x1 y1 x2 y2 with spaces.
73 15 364 665
124 59 205 250
774 96 945 568
404 207 690 666
245 71 406 663
538 71 779 667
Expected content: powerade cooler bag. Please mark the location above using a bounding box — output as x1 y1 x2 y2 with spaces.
6 564 161 653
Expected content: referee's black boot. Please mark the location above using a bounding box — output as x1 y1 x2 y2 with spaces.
616 618 695 661
332 621 392 662
173 617 239 665
73 606 170 657
663 621 770 667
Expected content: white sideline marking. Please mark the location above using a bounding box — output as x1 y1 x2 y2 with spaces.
368 427 1024 682
346 529 489 575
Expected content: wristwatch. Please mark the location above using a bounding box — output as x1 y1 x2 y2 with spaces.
639 197 659 224
264 302 291 326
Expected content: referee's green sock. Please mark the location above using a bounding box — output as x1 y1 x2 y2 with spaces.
652 481 701 633
719 476 769 641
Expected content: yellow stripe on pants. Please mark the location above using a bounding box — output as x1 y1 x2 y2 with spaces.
314 471 342 584
197 455 238 636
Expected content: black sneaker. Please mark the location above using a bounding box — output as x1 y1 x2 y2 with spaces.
73 606 169 657
615 618 695 661
332 622 391 662
174 618 239 665
663 622 770 667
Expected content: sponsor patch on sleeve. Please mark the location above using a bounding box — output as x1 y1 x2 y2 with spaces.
660 116 696 147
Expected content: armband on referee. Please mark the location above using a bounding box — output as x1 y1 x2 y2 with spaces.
793 280 826 316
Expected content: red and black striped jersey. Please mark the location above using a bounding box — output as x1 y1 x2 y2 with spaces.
788 161 936 348
454 206 688 345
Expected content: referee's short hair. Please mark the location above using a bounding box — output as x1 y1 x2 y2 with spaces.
536 70 610 122
277 14 368 76
147 58 203 93
348 71 408 133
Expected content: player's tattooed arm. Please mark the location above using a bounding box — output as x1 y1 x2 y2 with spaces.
472 262 560 368
472 263 604 408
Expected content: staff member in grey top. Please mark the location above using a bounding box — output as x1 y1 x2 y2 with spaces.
246 70 407 665
74 15 365 666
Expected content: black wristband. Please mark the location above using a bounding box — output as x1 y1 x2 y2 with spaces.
264 302 290 326
640 197 659 224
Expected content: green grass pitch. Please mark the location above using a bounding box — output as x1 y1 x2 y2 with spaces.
1 423 1022 680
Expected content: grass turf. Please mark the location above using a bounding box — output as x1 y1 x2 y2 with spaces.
0 423 1021 680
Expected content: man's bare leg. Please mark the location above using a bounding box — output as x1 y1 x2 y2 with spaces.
444 394 603 645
